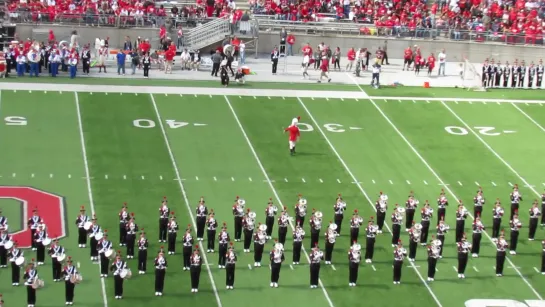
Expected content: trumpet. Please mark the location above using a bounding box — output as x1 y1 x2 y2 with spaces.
295 227 306 237
298 203 307 215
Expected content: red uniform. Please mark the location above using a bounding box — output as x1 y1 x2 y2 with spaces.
285 125 300 141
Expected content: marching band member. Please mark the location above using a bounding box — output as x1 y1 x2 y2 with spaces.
348 242 361 286
471 216 484 258
75 206 90 248
309 209 323 249
457 233 471 278
27 47 39 77
28 209 43 251
88 216 101 261
24 260 38 306
137 231 148 274
334 194 347 235
97 42 107 73
541 190 545 226
0 209 7 232
98 232 113 277
350 210 364 243
8 241 23 285
182 225 194 270
167 213 178 254
495 231 508 277
81 44 91 75
427 238 440 282
405 191 419 231
436 189 448 225
63 257 80 305
295 195 307 227
0 229 11 267
119 203 129 246
292 224 304 265
511 60 519 88
537 59 544 88
48 238 65 281
277 207 289 245
233 196 245 242
154 249 168 296
375 192 388 233
264 198 277 240
68 51 77 79
455 202 468 242
436 218 449 258
206 211 217 253
518 61 526 88
218 223 230 268
34 225 47 265
492 199 504 240
494 60 502 87
510 185 522 220
159 197 169 243
125 215 139 259
16 50 26 77
420 201 433 245
190 246 202 293
509 212 522 255
270 242 285 288
196 197 208 241
408 222 421 262
309 245 323 289
528 200 541 240
393 241 407 284
324 222 337 264
502 61 511 88
111 252 127 299
541 239 545 275
528 62 536 88
243 209 256 252
473 188 485 218
253 224 266 267
225 243 237 289
48 48 60 77
365 219 377 263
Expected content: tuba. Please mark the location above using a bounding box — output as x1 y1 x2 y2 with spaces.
379 201 387 213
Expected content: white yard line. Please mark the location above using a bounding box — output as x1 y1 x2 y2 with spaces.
150 94 222 307
297 97 442 307
511 102 545 133
224 95 335 307
74 92 109 307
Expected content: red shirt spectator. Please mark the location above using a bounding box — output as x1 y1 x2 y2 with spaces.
287 34 295 46
165 49 175 61
347 48 355 61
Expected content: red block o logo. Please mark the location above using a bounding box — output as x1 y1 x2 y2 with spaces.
0 186 67 248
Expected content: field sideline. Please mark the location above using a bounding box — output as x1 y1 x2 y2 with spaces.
0 83 544 307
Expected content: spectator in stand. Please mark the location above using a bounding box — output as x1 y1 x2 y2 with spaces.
117 51 126 76
437 49 446 76
206 0 215 17
159 25 167 46
286 33 295 56
48 30 55 45
177 26 184 49
123 37 132 52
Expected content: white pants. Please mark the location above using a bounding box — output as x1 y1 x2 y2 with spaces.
289 141 296 149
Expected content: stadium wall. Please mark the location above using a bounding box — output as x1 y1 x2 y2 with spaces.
16 24 544 63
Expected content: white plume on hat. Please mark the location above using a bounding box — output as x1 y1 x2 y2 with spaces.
291 116 300 126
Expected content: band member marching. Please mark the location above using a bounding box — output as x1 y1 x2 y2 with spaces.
537 59 544 88
541 239 545 275
111 252 127 299
167 213 178 255
436 190 448 225
528 200 541 240
503 61 511 88
88 216 101 261
292 224 304 265
324 222 337 264
509 212 522 255
309 245 323 289
118 203 129 246
0 209 7 232
265 198 278 240
225 243 237 290
28 209 43 251
48 238 65 281
277 207 289 245
63 256 80 305
0 229 11 268
8 241 23 285
496 231 508 277
474 188 485 218
471 216 484 258
348 242 361 286
243 209 256 252
310 210 323 249
270 241 285 288
393 241 407 284
511 60 519 88
98 232 113 278
510 185 522 220
528 62 536 88
218 223 230 268
375 192 388 233
518 61 526 88
253 224 266 267
405 191 419 231
154 249 168 296
206 211 217 253
494 60 502 87
457 234 471 278
436 218 449 258
75 206 90 248
125 215 138 259
420 201 433 245
182 225 194 271
351 210 364 243
196 197 208 241
137 231 148 274
233 196 245 242
427 237 441 282
295 195 307 227
334 194 347 235
541 190 545 226
408 222 421 262
24 260 39 306
159 197 169 243
190 246 202 293
492 199 504 240
482 59 490 87
365 219 378 263
34 225 48 265
455 202 469 242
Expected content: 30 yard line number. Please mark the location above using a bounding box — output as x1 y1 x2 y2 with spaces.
297 123 349 133
445 126 511 136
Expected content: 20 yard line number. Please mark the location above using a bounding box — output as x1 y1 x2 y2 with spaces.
445 126 513 136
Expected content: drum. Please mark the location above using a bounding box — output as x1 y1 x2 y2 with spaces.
57 254 66 262
94 232 103 240
15 256 25 266
120 269 132 279
42 237 52 246
4 240 13 249
32 279 45 289
241 66 250 75
104 249 113 258
83 222 92 230
70 274 83 284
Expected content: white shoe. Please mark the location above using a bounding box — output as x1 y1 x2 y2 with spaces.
195 289 198 293
472 254 478 258
207 249 211 253
270 282 274 287
458 274 462 278
210 250 214 253
191 289 195 293
462 274 465 279
155 292 159 296
227 286 230 289
274 283 278 288
510 250 516 255
529 238 534 241
310 285 314 288
541 272 545 275
159 292 163 296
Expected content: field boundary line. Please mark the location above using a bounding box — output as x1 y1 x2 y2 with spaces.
74 92 109 307
511 103 545 133
149 93 222 307
369 96 545 104
223 95 335 307
297 97 443 307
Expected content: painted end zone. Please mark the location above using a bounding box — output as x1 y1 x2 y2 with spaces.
0 186 67 248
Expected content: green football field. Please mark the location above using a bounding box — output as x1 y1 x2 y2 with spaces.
0 78 545 307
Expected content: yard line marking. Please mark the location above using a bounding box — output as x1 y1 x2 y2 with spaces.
253 96 256 99
435 268 438 272
31 173 35 178
74 92 109 307
452 266 457 272
491 181 496 186
290 265 294 270
331 265 336 271
104 174 108 179
426 100 431 104
151 94 222 307
302 178 306 183
423 180 428 185
123 175 126 180
525 102 530 106
319 178 324 183
337 179 341 183
371 265 377 271
196 176 199 181
141 176 145 180
213 176 217 181
372 180 376 184
282 97 286 100
225 95 335 307
268 96 271 99
482 101 487 105
231 177 235 181
475 181 480 186
311 97 315 100
496 101 500 105
248 264 252 270
389 180 393 184
298 97 439 307
284 178 288 182
455 101 459 104
209 94 212 98
398 99 402 103
326 98 329 101
473 266 479 272
412 99 417 104
249 177 252 182
534 267 540 273
406 180 411 184
68 174 72 179
512 103 545 133
49 174 53 178
340 98 344 101
159 175 163 180
408 265 421 268
468 101 473 105
12 173 15 178
458 181 463 186
508 182 513 187
195 94 198 97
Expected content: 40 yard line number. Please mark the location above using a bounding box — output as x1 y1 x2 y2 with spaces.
133 119 189 129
